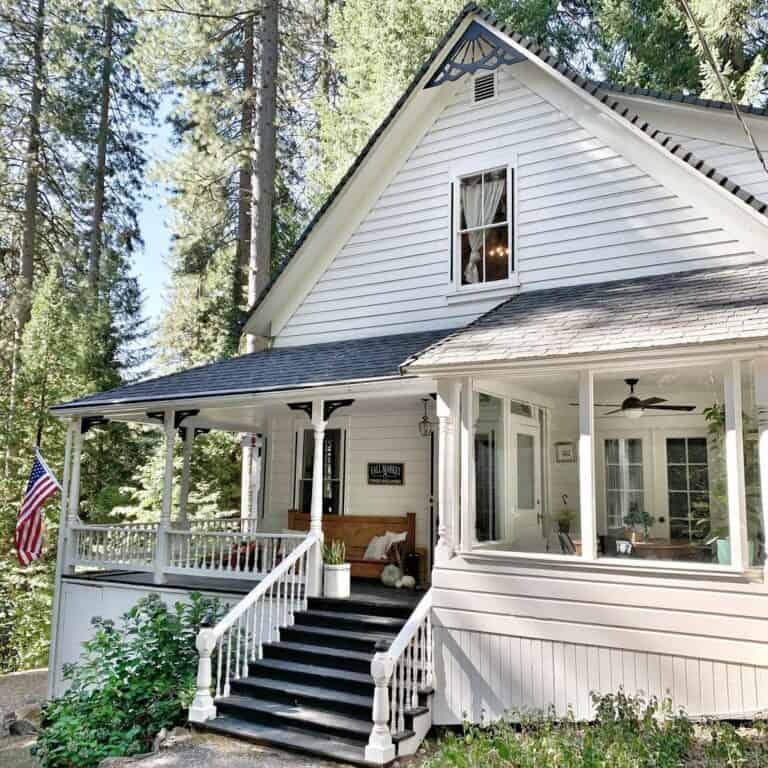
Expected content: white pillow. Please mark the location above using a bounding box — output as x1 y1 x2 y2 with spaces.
363 534 390 561
386 530 408 546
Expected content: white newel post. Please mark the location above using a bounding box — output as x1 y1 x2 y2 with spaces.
47 419 75 698
578 370 597 560
155 410 176 584
435 381 459 564
178 426 194 529
725 359 748 570
365 653 396 764
189 626 218 722
308 399 326 596
755 359 768 579
459 377 475 553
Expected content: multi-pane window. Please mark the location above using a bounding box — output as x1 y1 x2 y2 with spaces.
605 438 644 529
458 167 512 285
666 437 710 541
300 429 344 515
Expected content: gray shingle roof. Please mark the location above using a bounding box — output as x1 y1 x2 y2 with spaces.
244 3 768 328
53 329 453 411
402 262 768 371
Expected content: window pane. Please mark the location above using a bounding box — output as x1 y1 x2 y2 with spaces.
628 464 643 490
300 429 343 515
517 433 535 509
302 430 314 478
626 439 643 464
475 394 504 542
688 437 707 464
605 439 619 464
667 464 686 491
460 232 482 285
667 438 686 464
484 168 507 224
484 225 509 282
688 465 709 491
459 174 482 230
668 492 689 517
606 465 620 490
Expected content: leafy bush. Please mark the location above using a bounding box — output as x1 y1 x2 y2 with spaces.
703 720 768 767
33 592 223 768
423 691 694 768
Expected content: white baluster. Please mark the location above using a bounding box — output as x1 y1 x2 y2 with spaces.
411 636 419 709
365 654 396 764
216 636 223 698
188 627 217 723
223 630 232 697
398 657 405 733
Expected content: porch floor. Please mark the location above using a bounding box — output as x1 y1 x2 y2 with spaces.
63 570 424 606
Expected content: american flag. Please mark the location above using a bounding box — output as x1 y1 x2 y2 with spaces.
16 450 60 566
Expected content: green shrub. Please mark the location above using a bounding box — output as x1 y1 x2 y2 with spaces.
703 720 768 767
423 691 694 768
33 592 223 768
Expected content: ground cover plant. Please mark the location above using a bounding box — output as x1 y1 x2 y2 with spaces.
422 691 768 768
32 592 222 768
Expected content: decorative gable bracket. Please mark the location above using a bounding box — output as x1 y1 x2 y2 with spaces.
425 21 526 89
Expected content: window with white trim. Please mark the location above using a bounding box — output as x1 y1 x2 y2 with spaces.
604 438 645 529
456 166 513 285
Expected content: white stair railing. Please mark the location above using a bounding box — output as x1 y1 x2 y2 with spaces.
188 533 319 723
366 589 433 765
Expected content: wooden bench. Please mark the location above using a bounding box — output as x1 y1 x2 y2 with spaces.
287 510 416 579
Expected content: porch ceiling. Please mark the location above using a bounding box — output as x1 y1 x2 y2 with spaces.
51 329 450 418
403 262 768 373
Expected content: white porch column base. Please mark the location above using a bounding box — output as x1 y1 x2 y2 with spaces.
578 371 597 560
189 628 217 723
308 399 326 597
756 358 768 580
435 380 459 564
365 654 396 764
154 410 176 585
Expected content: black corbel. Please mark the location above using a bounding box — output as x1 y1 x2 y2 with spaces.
287 402 313 419
324 399 355 421
81 416 109 434
146 409 199 428
146 411 165 424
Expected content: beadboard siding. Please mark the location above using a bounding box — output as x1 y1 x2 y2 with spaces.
274 67 757 347
669 135 768 206
264 404 432 548
432 558 768 724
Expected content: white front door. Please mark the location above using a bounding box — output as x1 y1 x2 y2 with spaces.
509 418 544 550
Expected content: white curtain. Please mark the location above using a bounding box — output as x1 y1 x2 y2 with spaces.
461 175 505 283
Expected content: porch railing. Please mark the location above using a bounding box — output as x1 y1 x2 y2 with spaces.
366 589 434 764
70 523 159 571
188 533 318 722
166 529 304 580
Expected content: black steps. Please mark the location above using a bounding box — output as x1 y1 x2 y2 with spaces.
198 593 428 766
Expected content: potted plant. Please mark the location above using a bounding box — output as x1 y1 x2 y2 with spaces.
623 502 654 543
322 539 350 599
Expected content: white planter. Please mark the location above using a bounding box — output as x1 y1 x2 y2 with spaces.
323 563 351 599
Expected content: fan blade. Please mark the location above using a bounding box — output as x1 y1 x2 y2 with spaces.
568 403 622 407
604 408 624 415
643 404 696 412
639 397 666 406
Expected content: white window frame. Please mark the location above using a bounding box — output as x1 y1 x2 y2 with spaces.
449 151 519 296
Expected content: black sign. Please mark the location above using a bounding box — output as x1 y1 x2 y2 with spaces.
367 462 405 486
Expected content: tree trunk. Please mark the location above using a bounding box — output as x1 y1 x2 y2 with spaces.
237 14 255 289
5 0 45 477
246 0 279 353
89 2 114 294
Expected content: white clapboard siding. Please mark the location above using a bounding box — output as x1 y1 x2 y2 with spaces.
670 135 768 205
265 405 432 548
275 67 758 347
432 557 768 724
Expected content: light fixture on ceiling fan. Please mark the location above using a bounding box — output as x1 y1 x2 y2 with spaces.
571 378 696 419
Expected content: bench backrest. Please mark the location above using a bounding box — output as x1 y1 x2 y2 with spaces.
287 510 416 560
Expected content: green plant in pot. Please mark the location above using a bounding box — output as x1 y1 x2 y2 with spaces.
322 539 350 599
623 502 654 543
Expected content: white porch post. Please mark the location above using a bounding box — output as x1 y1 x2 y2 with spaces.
308 399 326 596
435 380 460 564
178 427 194 529
154 410 176 584
755 358 768 579
459 377 475 553
67 419 84 526
47 419 75 698
578 370 597 560
725 359 748 570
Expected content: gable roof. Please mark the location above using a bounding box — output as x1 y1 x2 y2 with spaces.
52 329 451 413
244 3 768 334
402 261 768 372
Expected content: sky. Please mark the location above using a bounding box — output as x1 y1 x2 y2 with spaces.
135 101 175 330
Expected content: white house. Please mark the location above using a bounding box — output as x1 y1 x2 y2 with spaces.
48 4 768 764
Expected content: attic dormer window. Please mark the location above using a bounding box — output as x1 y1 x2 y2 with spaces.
457 166 512 285
473 72 496 103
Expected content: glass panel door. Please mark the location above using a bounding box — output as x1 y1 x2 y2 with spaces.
509 418 543 551
300 428 343 515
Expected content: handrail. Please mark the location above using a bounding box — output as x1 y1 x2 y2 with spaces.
188 532 319 723
366 588 433 764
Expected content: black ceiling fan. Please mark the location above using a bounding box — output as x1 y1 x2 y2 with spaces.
570 378 696 416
